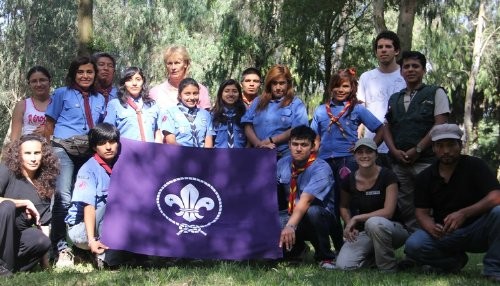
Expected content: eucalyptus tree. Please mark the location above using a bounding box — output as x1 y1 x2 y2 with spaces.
0 0 77 143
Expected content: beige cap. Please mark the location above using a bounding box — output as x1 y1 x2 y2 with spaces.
430 124 463 141
354 138 377 152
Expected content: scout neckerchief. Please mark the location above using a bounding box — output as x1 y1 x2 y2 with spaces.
93 153 112 205
223 107 235 148
127 97 146 141
178 103 200 147
242 95 252 108
325 100 351 138
288 152 317 214
72 85 94 129
98 85 113 106
93 153 113 175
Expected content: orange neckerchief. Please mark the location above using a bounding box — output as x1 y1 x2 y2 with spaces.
288 152 317 214
325 101 351 138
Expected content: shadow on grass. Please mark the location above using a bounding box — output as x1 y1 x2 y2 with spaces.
4 253 497 286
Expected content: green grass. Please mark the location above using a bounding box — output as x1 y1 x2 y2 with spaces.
3 253 497 286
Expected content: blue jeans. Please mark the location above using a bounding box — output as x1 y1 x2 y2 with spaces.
50 147 86 252
405 206 500 276
280 205 336 261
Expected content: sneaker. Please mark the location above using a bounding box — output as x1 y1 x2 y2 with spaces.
55 248 75 268
0 264 13 278
319 259 336 270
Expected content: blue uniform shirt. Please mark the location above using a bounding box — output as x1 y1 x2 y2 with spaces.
160 104 214 147
241 96 308 155
277 156 335 213
311 102 382 159
213 107 247 148
46 87 105 139
65 156 110 226
104 97 160 142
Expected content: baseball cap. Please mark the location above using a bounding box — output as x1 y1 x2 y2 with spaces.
430 124 464 141
353 138 377 152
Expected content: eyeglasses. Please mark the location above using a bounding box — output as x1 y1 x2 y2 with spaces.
28 78 50 85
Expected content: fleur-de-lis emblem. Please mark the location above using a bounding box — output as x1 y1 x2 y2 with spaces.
165 183 215 222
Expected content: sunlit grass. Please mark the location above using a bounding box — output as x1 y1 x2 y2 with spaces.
3 253 496 286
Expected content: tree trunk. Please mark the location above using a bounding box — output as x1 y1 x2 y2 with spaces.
373 0 387 33
397 0 417 53
464 0 486 154
77 0 93 56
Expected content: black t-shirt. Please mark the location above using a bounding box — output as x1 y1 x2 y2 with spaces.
415 155 500 226
341 167 401 229
0 164 52 229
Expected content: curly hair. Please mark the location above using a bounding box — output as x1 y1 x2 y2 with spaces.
212 79 246 128
2 134 59 199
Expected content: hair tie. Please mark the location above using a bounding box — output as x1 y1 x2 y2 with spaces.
347 67 356 76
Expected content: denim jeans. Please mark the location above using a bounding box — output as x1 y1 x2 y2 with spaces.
67 203 106 250
50 147 86 253
405 206 500 276
280 205 336 261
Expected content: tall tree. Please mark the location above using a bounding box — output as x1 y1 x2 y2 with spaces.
463 0 486 154
396 0 417 53
78 0 93 56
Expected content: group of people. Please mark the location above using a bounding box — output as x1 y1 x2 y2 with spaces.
1 31 498 282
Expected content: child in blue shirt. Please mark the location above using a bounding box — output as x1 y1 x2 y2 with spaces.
212 79 247 148
104 67 161 143
241 64 308 158
161 78 214 147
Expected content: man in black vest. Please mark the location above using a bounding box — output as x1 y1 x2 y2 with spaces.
383 51 450 232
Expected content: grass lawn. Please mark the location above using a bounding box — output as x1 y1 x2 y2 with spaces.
3 253 497 285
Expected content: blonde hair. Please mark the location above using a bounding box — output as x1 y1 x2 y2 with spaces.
163 45 191 66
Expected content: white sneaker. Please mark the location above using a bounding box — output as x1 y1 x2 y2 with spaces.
319 259 336 270
55 248 74 268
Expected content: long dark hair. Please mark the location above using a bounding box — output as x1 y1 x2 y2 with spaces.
212 79 246 127
2 134 59 199
117 67 153 107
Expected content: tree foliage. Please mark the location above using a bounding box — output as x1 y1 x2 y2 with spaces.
0 0 498 169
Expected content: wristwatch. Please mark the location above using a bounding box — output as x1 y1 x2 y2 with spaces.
415 144 423 154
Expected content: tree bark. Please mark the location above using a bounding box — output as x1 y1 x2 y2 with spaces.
464 0 486 154
77 0 93 56
397 0 417 53
373 0 387 33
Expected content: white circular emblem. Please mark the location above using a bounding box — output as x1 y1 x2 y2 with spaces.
156 177 222 236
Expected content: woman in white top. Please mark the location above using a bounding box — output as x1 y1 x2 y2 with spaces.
10 66 52 141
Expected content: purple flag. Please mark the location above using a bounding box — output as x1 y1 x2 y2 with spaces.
100 139 282 260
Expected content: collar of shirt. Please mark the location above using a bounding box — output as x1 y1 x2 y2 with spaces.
329 100 347 107
223 107 235 117
270 97 284 103
177 102 197 115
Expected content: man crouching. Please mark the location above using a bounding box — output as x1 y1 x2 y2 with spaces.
277 125 337 269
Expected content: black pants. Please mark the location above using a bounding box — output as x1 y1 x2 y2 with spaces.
0 201 50 272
